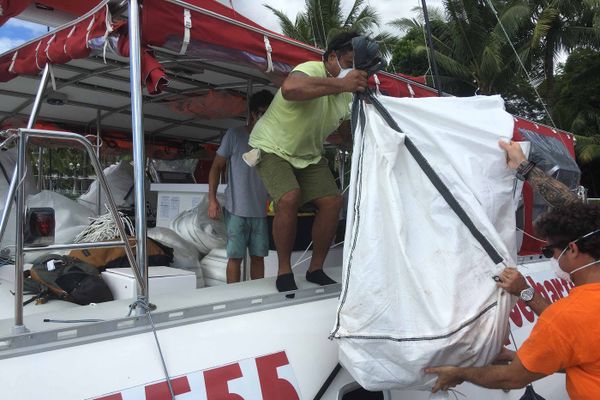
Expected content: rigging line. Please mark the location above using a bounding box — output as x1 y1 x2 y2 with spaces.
420 7 433 79
483 0 558 129
315 0 328 48
307 12 319 48
292 183 350 269
128 299 176 400
516 226 547 243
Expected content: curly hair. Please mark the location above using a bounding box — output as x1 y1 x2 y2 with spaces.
535 203 600 259
322 31 361 61
249 90 274 113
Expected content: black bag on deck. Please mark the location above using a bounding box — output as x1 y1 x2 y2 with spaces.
28 254 113 305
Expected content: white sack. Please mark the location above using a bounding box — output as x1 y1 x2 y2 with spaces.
147 226 205 288
0 148 40 255
77 160 134 211
331 95 518 391
0 147 38 196
170 196 226 255
199 248 228 282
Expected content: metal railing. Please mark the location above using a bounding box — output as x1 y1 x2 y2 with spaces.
0 127 145 334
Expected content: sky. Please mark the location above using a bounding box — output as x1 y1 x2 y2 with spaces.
220 0 444 34
0 19 48 53
0 0 444 54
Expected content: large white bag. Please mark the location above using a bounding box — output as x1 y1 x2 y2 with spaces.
170 195 226 255
77 160 134 211
331 95 518 391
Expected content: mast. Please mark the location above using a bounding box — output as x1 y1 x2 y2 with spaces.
421 0 443 96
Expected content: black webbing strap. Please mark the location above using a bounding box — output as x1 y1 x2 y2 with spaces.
313 363 342 400
365 92 504 265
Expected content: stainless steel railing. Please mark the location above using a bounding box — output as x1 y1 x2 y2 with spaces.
2 128 145 334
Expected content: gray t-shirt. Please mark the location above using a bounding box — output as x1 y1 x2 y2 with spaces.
217 125 269 218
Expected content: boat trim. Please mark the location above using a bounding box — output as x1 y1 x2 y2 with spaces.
0 283 341 360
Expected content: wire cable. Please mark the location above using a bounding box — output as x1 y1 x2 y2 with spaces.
128 298 175 400
483 0 560 131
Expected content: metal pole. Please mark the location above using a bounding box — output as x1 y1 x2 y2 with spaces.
13 131 28 333
128 0 149 303
0 64 52 245
12 64 51 334
36 147 43 190
96 109 102 216
421 0 443 96
0 135 18 243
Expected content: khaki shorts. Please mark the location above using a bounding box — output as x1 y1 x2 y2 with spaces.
256 152 340 205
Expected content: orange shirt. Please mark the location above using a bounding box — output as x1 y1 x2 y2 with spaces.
517 282 600 399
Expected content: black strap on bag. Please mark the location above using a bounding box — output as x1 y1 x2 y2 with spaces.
364 91 504 265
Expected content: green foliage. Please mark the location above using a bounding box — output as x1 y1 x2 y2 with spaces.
265 0 394 55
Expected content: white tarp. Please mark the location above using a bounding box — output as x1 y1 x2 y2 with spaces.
331 95 518 392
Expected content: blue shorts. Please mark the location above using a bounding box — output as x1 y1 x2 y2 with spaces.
223 209 269 259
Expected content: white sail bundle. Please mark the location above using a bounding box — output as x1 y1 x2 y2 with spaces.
331 95 519 391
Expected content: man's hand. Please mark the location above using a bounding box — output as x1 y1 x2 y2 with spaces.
340 70 368 93
425 366 464 393
497 267 528 296
493 347 516 365
498 140 527 170
208 199 221 219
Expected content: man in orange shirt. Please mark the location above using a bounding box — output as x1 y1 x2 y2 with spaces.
426 202 600 399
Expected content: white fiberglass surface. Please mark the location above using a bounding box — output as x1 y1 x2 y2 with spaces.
0 266 343 335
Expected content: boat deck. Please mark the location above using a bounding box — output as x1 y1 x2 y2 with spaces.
0 264 343 336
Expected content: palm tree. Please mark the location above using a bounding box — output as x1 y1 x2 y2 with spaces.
389 1 533 97
265 0 395 54
528 0 599 104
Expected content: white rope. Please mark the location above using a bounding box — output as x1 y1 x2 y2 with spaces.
8 50 18 73
373 74 382 95
74 208 135 243
44 34 56 63
34 41 43 71
179 9 192 56
263 36 274 73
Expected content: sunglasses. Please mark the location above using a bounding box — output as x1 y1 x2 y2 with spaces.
541 244 561 258
542 229 600 258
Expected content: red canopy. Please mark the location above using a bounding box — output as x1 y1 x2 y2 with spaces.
0 0 113 82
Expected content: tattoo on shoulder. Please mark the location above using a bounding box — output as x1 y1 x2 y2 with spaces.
527 167 579 207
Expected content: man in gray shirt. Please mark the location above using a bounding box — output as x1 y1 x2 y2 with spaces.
208 90 274 283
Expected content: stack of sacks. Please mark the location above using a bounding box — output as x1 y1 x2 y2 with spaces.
170 195 226 255
199 248 228 286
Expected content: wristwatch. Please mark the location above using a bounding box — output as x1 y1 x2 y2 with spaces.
519 286 535 302
516 160 536 181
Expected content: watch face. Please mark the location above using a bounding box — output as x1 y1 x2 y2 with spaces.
520 287 534 302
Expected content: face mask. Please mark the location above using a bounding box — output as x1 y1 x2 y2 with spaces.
569 259 600 276
551 246 571 281
336 57 353 79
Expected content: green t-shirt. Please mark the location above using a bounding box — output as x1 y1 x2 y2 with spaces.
249 61 352 169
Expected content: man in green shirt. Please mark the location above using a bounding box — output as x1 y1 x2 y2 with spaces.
249 32 368 293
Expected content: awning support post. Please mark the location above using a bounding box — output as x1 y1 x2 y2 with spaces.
128 0 149 309
11 63 51 334
96 109 102 216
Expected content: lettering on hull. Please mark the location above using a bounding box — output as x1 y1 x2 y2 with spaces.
94 351 301 400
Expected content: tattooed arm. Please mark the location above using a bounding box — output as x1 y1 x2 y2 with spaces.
499 140 579 207
525 166 579 207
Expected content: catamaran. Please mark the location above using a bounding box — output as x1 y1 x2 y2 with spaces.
0 1 583 399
